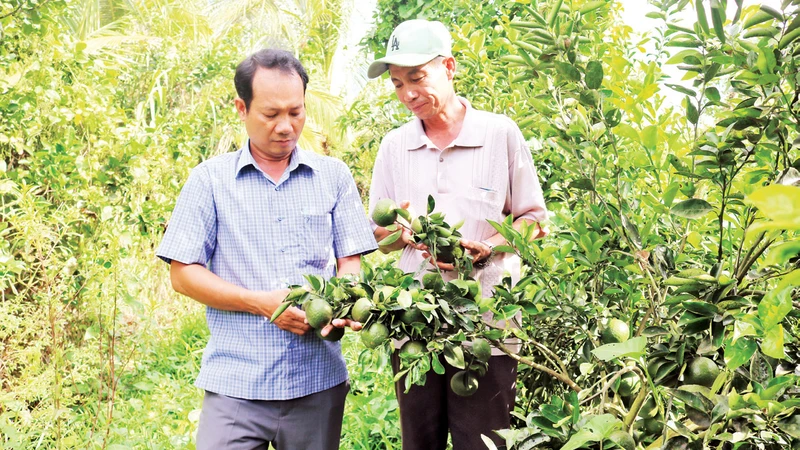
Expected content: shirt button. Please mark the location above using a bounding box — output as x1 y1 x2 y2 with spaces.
275 186 280 191
281 248 286 253
439 157 444 162
277 217 283 222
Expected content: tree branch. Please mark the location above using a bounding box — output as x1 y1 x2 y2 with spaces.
490 339 582 393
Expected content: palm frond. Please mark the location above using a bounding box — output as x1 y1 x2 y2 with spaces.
205 0 280 37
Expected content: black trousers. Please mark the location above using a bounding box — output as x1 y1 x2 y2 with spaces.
392 352 517 450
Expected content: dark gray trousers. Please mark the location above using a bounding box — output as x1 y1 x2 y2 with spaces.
392 353 517 450
195 382 349 450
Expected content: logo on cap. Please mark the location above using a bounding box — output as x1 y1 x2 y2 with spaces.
391 36 400 51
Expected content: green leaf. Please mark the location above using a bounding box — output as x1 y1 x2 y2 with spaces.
759 5 784 21
555 62 582 82
427 195 435 214
766 240 800 265
270 301 292 321
683 300 720 316
678 312 711 334
779 27 800 49
579 1 607 15
758 282 795 329
570 177 595 191
547 0 564 27
666 49 703 65
396 207 411 221
585 61 604 89
443 343 466 369
686 97 699 124
705 86 721 103
614 123 640 143
731 0 743 24
431 352 445 374
378 230 402 246
710 0 726 44
397 290 412 308
670 198 713 219
671 388 714 412
306 274 324 292
83 324 100 341
746 185 800 222
561 430 597 450
761 325 785 359
743 26 780 38
591 337 647 361
665 83 696 96
561 414 622 450
787 12 800 34
711 397 729 423
641 125 658 150
696 0 710 35
133 382 155 391
761 376 795 399
743 10 774 29
725 337 757 369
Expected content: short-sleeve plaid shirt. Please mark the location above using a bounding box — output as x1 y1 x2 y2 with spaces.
157 142 377 400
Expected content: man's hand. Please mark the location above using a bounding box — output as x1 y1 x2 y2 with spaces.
319 318 363 338
260 289 311 335
422 238 492 271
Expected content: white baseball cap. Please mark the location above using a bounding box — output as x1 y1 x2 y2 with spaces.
367 19 453 79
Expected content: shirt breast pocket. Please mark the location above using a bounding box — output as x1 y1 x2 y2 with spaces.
466 187 503 221
302 212 333 269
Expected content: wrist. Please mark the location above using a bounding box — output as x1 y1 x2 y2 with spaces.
248 289 281 317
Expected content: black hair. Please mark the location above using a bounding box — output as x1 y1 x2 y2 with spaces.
234 49 309 110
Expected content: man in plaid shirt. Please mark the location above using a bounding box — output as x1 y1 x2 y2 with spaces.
157 49 376 449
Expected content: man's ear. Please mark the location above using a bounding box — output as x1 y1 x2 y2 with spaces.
443 56 457 80
234 98 247 120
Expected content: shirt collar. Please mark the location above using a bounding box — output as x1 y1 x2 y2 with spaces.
236 140 318 176
405 97 486 151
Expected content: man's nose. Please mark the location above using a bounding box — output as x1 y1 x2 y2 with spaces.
403 87 418 103
275 116 292 134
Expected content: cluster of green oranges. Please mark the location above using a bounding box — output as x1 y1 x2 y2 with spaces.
272 196 494 396
373 195 474 271
272 267 492 396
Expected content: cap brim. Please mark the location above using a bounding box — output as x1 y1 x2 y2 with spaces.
367 53 441 79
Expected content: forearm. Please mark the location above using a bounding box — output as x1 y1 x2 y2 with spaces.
337 254 362 276
169 261 278 317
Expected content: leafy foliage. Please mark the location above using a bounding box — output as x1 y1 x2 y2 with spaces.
352 0 800 448
0 0 355 447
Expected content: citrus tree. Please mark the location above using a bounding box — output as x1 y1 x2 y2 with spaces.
347 0 800 448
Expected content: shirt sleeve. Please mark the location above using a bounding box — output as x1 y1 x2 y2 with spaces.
330 161 379 259
506 120 549 224
156 165 217 265
367 139 395 231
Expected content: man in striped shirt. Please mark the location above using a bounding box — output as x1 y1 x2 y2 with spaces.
157 49 376 449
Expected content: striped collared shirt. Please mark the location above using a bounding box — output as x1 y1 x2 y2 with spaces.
157 142 376 400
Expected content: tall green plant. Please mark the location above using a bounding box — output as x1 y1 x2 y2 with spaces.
0 0 356 446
